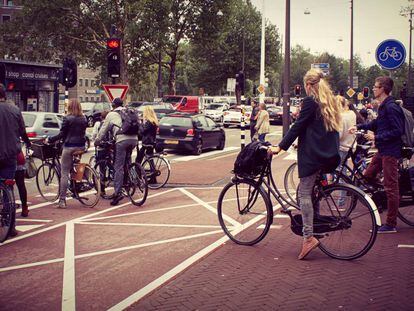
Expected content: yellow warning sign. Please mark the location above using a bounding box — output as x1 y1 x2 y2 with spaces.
257 84 265 94
346 88 356 98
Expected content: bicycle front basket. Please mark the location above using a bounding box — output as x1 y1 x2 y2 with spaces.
31 143 58 160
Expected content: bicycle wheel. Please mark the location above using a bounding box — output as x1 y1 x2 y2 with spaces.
94 160 115 199
36 163 60 202
73 165 100 208
315 183 377 260
283 162 299 206
126 163 148 206
398 196 414 226
217 178 273 246
142 156 170 189
0 183 15 243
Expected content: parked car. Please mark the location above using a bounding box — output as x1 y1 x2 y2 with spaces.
203 103 229 123
268 106 283 124
136 102 175 120
22 112 91 149
156 113 225 155
162 95 201 113
222 106 252 128
127 101 145 109
81 102 112 127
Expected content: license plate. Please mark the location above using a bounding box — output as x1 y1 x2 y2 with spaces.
164 140 179 144
231 118 239 121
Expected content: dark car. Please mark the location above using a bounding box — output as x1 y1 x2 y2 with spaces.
136 102 175 120
268 106 283 124
156 113 225 155
127 101 146 109
81 102 112 127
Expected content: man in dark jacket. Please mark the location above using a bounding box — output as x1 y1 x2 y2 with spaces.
350 76 404 233
0 83 31 237
249 99 259 141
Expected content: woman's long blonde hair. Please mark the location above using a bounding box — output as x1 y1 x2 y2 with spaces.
336 95 349 111
67 99 83 117
143 106 158 126
304 69 341 132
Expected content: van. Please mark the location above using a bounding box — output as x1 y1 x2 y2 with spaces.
162 95 201 113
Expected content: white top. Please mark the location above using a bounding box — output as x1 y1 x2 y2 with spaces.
339 110 356 152
96 107 138 143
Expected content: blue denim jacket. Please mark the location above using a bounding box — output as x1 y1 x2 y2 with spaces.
358 96 404 158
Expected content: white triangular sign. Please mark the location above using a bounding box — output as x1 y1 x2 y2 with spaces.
102 84 129 102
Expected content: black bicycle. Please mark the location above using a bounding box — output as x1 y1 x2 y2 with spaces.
140 149 171 190
217 145 380 260
32 141 101 207
0 178 16 243
94 141 148 206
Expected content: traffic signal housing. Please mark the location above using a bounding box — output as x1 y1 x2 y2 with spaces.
363 86 369 99
0 63 5 85
107 38 121 78
235 71 245 95
294 84 301 97
61 58 77 88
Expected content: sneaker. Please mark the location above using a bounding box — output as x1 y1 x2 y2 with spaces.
377 224 397 234
298 236 320 260
58 199 67 209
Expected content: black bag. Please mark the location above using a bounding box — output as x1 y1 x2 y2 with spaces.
24 155 37 179
116 108 140 135
399 166 414 194
233 141 270 177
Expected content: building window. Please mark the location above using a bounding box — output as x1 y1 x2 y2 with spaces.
91 97 94 102
80 96 83 102
2 15 11 23
79 79 83 87
85 79 89 87
85 96 89 102
7 1 14 6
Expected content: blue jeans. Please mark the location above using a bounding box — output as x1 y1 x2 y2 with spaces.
298 172 318 239
258 133 266 143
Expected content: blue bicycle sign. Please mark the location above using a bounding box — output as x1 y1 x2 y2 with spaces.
375 39 406 70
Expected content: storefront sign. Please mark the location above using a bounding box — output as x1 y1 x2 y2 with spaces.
5 66 59 81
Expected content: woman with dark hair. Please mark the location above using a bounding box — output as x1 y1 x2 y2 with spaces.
47 99 87 208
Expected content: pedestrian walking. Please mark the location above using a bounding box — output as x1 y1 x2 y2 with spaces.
349 76 404 233
95 98 139 206
255 103 270 143
47 99 87 209
249 99 259 141
0 83 31 237
269 69 341 260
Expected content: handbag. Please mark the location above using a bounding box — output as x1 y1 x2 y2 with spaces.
25 155 37 179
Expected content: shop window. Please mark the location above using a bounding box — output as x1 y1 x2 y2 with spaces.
85 79 89 87
90 97 94 102
79 79 83 87
80 96 83 102
2 15 11 22
43 114 59 128
85 96 89 102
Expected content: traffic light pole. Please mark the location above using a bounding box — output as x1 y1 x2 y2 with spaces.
282 0 291 137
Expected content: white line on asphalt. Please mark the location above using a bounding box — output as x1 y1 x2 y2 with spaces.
257 224 283 229
274 214 290 219
398 244 414 248
173 147 239 162
77 222 224 229
16 218 53 223
62 222 76 310
0 257 64 273
15 224 45 232
208 151 239 161
178 188 240 227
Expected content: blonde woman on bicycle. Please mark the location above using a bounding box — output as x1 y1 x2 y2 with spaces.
136 106 158 165
270 69 341 260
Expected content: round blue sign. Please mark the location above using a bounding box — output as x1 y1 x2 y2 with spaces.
375 39 406 70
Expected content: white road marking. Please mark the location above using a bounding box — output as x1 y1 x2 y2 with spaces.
398 244 414 248
62 222 76 310
0 258 64 273
179 188 240 227
173 147 239 162
283 153 297 161
16 218 53 223
274 214 290 219
15 224 44 232
77 222 224 229
257 224 283 229
35 192 58 198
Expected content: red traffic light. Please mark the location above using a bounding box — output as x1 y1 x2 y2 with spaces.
6 81 15 91
294 84 301 96
363 86 369 98
107 39 120 49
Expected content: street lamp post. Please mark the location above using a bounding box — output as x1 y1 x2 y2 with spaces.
349 0 354 91
401 5 413 97
282 0 291 137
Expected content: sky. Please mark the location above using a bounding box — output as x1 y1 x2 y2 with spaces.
250 0 412 67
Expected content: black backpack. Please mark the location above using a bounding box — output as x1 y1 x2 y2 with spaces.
116 108 140 135
233 141 270 177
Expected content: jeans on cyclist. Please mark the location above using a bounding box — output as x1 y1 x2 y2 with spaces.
364 154 399 227
298 172 318 239
60 147 85 203
113 139 137 203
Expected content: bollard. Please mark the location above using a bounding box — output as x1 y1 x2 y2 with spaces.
240 102 245 149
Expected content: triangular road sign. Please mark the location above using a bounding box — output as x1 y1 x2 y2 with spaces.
102 84 129 102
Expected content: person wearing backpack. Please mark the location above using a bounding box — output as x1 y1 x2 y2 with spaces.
349 76 404 233
95 98 139 205
269 69 341 260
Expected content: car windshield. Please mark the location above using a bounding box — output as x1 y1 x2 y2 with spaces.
162 96 181 103
160 117 192 127
81 102 95 112
22 113 37 127
206 104 224 110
